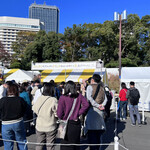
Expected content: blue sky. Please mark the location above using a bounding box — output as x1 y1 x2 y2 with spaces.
0 0 150 33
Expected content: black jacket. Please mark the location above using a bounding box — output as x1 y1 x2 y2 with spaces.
0 96 27 121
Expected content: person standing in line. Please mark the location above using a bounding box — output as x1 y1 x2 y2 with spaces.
119 82 128 121
49 80 61 100
85 74 106 150
0 81 13 133
31 80 42 99
0 81 13 99
57 80 89 150
0 82 7 99
0 83 28 150
104 86 113 121
27 81 34 102
126 81 141 126
32 83 58 150
58 81 65 95
31 80 42 126
19 83 32 134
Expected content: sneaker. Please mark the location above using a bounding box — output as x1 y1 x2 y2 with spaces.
138 124 141 127
123 118 126 121
131 123 136 126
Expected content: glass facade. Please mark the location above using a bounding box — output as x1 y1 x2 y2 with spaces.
29 4 59 33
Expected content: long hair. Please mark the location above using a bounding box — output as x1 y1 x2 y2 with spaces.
64 81 78 98
42 82 55 97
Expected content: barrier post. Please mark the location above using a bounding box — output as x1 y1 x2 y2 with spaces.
115 101 118 120
142 101 145 122
141 101 147 125
114 136 119 150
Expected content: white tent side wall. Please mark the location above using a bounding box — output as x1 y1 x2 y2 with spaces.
121 67 150 111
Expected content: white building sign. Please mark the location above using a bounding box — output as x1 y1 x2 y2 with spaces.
31 61 104 70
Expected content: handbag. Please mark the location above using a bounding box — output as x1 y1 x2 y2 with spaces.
57 98 77 139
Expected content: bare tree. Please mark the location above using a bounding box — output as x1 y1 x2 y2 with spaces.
0 41 11 66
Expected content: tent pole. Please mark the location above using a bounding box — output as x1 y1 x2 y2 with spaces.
105 69 106 85
65 69 66 82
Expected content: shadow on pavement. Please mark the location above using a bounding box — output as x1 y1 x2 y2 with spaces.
101 111 126 150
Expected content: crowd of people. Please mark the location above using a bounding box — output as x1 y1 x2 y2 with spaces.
0 73 141 150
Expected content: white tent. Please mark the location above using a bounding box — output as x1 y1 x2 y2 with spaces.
121 67 150 112
5 69 34 83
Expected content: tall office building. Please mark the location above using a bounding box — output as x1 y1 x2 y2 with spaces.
0 16 40 55
29 2 59 33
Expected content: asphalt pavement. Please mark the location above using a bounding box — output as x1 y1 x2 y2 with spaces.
0 111 150 150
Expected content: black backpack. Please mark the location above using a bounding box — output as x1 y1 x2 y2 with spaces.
105 91 112 102
129 88 140 105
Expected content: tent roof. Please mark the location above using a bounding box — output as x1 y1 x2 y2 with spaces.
5 69 34 83
121 67 150 82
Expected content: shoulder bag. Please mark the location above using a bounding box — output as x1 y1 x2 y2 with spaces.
57 98 77 139
37 96 50 115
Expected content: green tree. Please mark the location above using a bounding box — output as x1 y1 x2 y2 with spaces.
8 13 150 70
105 14 148 67
141 15 150 65
63 24 86 62
22 30 46 70
121 14 149 66
82 23 102 61
10 60 21 69
11 31 36 60
43 32 63 62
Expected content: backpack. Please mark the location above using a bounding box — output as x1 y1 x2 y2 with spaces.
105 91 112 103
91 84 105 104
129 88 140 105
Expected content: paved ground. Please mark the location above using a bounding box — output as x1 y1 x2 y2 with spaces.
0 111 150 150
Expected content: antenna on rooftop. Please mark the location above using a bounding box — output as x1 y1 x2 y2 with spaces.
44 1 46 5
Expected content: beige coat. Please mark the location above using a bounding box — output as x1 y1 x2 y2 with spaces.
32 95 58 132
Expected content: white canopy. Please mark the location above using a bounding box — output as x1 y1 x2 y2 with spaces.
121 67 150 111
5 69 34 83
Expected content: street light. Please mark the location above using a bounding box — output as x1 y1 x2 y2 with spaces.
114 10 127 79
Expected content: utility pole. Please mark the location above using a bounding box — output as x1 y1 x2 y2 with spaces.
114 10 127 79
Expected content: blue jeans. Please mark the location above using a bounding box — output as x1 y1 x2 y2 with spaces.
2 120 28 150
129 105 141 124
119 101 128 119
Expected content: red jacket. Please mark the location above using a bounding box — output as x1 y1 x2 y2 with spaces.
119 88 128 101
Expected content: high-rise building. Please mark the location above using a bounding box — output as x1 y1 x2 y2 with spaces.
29 2 59 33
0 16 40 55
